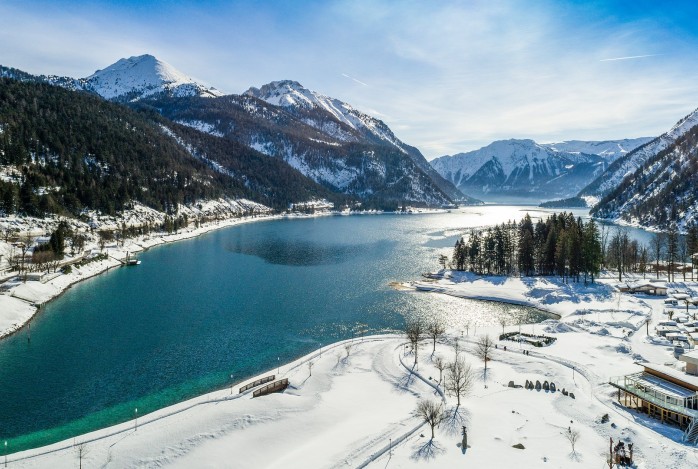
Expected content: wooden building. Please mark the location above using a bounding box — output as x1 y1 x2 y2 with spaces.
610 354 698 444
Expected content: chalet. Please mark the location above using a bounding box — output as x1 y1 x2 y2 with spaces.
616 280 668 296
610 353 698 444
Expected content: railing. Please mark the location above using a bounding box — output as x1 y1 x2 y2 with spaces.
252 378 289 398
609 375 698 418
239 375 275 393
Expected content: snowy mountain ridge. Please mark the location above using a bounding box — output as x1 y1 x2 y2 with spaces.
590 107 698 229
429 139 613 201
579 108 698 199
541 138 653 162
244 80 408 153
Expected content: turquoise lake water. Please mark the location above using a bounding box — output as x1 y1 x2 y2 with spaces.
1 207 569 452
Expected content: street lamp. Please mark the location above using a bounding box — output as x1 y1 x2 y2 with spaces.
4 440 7 468
277 357 280 374
230 374 234 395
134 408 138 431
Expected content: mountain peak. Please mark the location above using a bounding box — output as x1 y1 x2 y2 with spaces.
85 54 223 101
244 80 326 110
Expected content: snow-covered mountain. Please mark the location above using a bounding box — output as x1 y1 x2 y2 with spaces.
579 108 698 202
245 80 405 149
3 55 223 101
541 138 652 163
1 57 472 207
132 76 474 207
430 139 607 202
83 54 223 101
590 108 698 229
243 81 466 202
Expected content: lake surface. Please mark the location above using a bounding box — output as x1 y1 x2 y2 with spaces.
1 206 580 451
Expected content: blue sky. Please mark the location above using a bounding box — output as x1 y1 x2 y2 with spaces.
2 0 698 158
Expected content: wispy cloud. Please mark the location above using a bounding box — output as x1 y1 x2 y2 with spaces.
341 73 368 86
600 54 660 62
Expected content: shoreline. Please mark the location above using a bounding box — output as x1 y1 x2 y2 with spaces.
9 332 400 461
406 280 563 320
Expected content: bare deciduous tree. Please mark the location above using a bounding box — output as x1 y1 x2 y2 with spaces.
445 356 474 406
415 399 445 439
475 335 495 371
307 360 314 377
434 355 447 385
426 320 446 353
652 232 665 279
406 319 424 366
75 441 90 469
565 427 580 454
344 343 352 358
18 233 33 279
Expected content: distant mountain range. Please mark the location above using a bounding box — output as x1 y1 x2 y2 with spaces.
429 138 651 203
0 55 473 216
4 53 697 230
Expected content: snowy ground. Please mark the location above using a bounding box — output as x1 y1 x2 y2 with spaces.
10 325 698 468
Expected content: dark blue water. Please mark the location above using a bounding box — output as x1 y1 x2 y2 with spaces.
0 210 554 452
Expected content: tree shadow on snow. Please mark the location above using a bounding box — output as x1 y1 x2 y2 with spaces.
480 367 495 387
395 366 420 395
440 406 472 436
411 439 445 462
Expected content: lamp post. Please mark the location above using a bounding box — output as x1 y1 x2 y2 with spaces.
4 440 7 467
230 374 234 395
134 408 138 431
277 357 280 374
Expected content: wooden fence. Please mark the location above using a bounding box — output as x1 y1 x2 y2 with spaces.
252 378 289 398
239 375 275 394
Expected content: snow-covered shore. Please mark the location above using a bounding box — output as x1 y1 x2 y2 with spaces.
9 322 698 467
6 267 698 467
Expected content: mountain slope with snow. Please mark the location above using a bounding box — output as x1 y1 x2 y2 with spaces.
244 80 466 202
144 92 469 208
541 138 652 162
579 108 698 200
591 109 698 230
84 55 223 101
430 139 607 202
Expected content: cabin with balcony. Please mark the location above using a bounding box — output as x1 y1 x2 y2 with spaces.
610 352 698 445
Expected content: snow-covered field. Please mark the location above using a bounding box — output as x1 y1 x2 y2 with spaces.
7 268 698 467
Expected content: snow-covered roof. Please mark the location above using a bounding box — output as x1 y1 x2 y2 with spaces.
680 350 698 366
642 362 698 390
639 373 696 399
